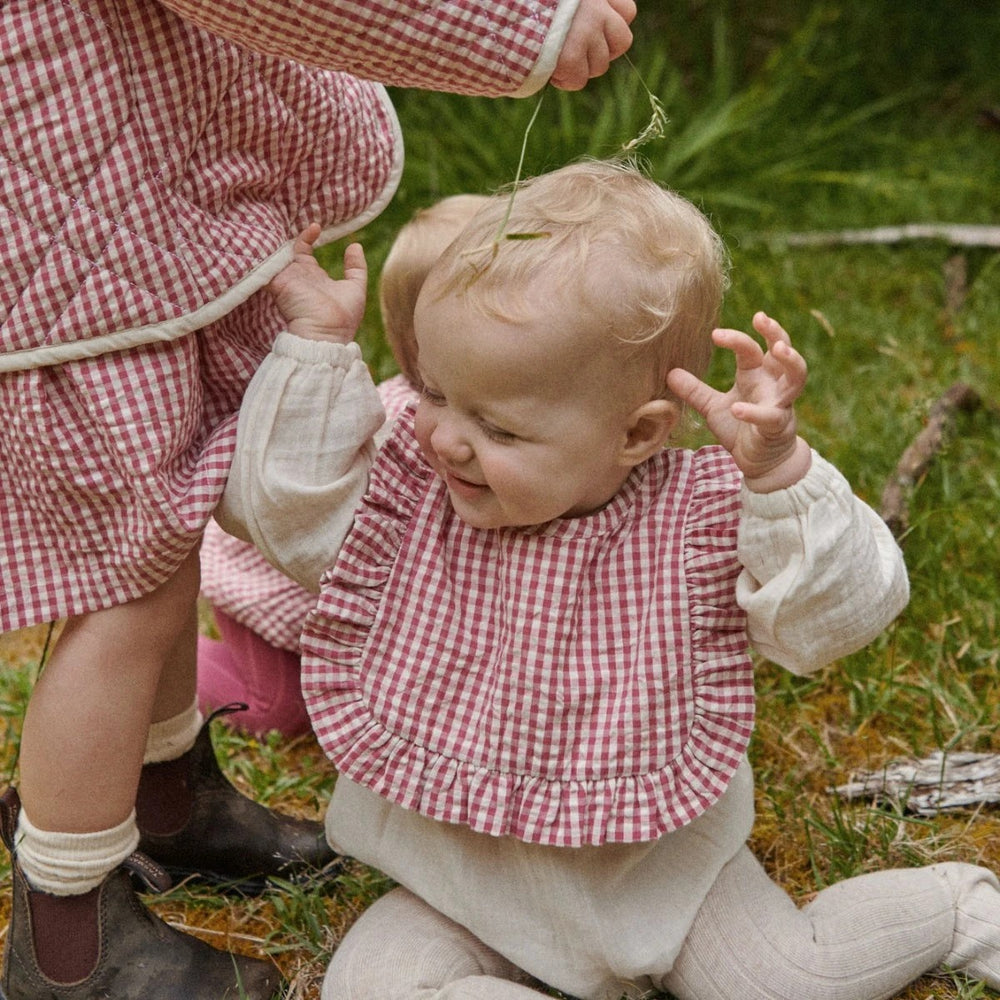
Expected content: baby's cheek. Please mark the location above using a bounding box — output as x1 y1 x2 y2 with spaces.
412 409 434 455
502 469 547 514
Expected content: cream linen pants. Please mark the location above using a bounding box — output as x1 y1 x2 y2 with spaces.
323 845 1000 1000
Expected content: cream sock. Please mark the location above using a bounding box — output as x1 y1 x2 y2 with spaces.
15 807 139 895
143 700 203 764
935 862 1000 988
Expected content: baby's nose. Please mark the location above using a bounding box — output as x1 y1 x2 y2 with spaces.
431 420 474 466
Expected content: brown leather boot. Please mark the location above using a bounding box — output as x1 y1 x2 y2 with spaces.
136 705 339 893
0 788 284 1000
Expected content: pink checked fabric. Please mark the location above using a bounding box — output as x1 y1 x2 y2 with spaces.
200 375 419 651
302 411 755 847
2 0 400 363
1 0 558 634
200 526 317 653
157 0 562 96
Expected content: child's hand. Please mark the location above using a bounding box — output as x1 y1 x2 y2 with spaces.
267 223 367 343
550 0 636 91
667 312 812 492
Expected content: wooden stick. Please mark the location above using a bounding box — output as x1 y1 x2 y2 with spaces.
778 224 1000 248
880 382 981 537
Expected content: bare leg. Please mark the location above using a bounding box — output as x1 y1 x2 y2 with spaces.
19 548 201 834
151 597 199 726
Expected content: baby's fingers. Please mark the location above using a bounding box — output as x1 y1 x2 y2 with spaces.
751 312 806 386
712 327 765 372
666 367 719 419
769 338 808 403
730 399 796 434
341 242 368 289
291 222 323 257
751 310 791 344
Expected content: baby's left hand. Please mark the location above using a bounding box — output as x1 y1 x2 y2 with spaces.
667 312 812 492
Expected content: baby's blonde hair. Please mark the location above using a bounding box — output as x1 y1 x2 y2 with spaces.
379 194 490 386
425 160 729 393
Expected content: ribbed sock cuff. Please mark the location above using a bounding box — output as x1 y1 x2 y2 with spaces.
15 808 139 895
143 699 203 764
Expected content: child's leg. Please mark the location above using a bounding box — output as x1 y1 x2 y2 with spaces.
660 844 1000 1000
135 587 334 889
324 887 546 1000
197 609 311 737
5 550 282 997
18 547 202 836
152 595 200 727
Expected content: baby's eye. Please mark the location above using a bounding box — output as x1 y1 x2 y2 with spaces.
481 422 517 444
420 386 446 407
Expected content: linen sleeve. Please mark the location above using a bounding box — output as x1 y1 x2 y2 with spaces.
153 0 580 97
215 332 385 594
737 451 909 675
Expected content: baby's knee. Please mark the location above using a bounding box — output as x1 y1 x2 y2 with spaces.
323 887 538 1000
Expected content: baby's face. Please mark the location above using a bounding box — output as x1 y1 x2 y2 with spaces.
412 291 645 530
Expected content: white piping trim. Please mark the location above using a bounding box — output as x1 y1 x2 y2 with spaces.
0 251 295 373
316 84 405 247
510 0 581 98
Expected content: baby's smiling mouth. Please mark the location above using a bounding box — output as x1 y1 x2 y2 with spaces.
444 469 488 496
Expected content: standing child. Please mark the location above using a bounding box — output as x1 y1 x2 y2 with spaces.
199 194 489 737
0 2 636 996
228 157 1000 1000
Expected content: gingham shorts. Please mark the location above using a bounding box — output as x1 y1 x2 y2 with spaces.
0 304 274 633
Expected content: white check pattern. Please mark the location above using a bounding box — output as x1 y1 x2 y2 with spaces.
158 0 560 96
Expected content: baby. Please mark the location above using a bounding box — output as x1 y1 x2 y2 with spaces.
220 159 1000 1000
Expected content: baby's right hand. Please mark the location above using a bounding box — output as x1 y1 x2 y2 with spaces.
550 0 636 91
267 224 367 343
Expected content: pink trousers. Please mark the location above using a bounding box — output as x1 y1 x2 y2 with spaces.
198 610 310 738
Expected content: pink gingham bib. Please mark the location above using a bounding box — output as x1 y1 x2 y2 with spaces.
302 410 755 847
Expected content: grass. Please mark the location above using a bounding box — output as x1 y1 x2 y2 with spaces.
2 2 1000 997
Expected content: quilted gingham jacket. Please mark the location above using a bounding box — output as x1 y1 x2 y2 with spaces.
1 0 571 372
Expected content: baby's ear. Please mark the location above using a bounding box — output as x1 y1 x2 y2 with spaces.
621 399 679 466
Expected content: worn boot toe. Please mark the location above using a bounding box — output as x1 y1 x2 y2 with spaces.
137 707 339 893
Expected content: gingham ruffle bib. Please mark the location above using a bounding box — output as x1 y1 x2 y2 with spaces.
302 411 756 847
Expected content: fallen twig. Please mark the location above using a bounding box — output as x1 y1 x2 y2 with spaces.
164 921 269 945
880 382 982 537
777 224 1000 249
833 751 1000 816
